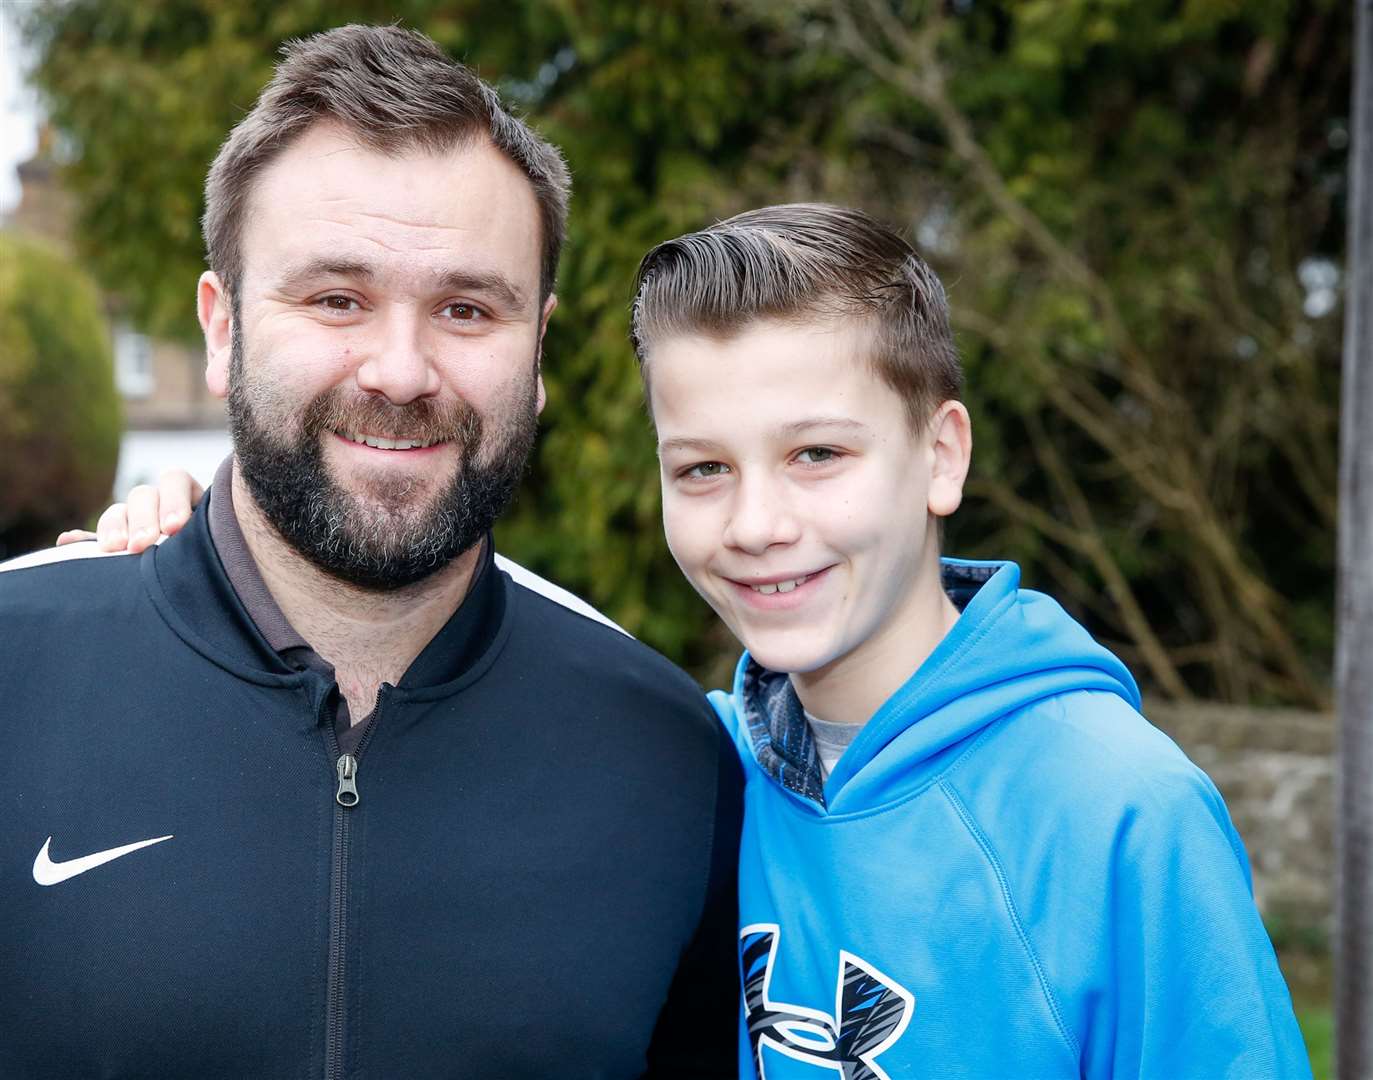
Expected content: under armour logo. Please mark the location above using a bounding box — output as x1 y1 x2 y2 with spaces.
740 923 915 1079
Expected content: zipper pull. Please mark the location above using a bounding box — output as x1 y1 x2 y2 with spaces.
335 754 360 807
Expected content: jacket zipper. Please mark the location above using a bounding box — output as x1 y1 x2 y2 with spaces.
323 686 385 1080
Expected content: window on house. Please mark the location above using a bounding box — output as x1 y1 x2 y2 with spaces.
113 322 154 398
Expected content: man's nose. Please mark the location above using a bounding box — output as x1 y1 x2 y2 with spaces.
354 309 441 405
722 475 802 555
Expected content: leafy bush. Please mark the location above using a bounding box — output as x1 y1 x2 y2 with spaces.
0 233 122 559
18 0 1350 698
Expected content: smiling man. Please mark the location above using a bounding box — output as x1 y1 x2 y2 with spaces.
0 26 740 1078
216 121 550 602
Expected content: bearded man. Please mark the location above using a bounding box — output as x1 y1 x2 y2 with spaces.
0 25 740 1078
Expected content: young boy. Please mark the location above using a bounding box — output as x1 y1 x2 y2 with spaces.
75 204 1310 1078
630 203 1310 1078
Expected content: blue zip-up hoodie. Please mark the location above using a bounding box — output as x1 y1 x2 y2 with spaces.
711 559 1310 1079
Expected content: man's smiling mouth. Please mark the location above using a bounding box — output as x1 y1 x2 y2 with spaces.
339 431 445 451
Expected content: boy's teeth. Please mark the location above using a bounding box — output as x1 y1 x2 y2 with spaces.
751 575 809 595
343 431 436 450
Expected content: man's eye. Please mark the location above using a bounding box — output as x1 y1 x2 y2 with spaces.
683 462 730 479
795 447 838 464
440 302 485 322
317 295 360 312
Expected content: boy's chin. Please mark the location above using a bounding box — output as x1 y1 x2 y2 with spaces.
737 635 838 678
709 604 843 676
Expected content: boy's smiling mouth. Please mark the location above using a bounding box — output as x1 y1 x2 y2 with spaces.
751 575 810 595
727 567 834 604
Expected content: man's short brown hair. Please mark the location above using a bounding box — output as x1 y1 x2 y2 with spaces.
630 203 962 429
203 24 571 303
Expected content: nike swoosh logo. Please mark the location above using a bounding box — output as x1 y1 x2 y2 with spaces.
33 834 174 886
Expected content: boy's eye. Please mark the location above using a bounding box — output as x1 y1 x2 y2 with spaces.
683 461 730 479
795 447 838 464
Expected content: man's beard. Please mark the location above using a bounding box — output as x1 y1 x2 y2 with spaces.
226 334 538 591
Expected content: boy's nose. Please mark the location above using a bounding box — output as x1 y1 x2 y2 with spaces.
354 311 441 405
722 480 802 554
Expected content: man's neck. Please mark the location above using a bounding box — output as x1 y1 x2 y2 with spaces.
229 465 481 718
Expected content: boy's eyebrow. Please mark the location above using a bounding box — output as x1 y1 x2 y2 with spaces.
271 259 528 310
657 436 722 456
773 417 873 438
657 418 873 456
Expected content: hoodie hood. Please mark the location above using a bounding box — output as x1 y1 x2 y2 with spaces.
713 558 1140 815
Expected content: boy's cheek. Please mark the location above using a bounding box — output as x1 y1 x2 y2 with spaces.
659 501 692 562
661 502 713 576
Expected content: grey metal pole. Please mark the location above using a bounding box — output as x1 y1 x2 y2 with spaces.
1338 1 1373 1077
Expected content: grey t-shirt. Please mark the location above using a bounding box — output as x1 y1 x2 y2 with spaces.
806 711 862 779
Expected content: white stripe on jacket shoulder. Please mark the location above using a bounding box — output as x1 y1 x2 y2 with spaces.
0 540 141 573
494 554 628 637
0 542 628 639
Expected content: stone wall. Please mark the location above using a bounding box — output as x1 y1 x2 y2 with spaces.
1146 700 1334 934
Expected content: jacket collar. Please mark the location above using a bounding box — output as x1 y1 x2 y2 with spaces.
142 473 505 692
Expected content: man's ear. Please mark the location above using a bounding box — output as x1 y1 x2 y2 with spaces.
198 271 233 400
534 293 558 416
926 400 972 518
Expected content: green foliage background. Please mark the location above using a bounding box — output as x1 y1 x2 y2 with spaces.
0 234 122 560
16 0 1351 698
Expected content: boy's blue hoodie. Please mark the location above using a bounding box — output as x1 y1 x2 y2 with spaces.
711 559 1311 1079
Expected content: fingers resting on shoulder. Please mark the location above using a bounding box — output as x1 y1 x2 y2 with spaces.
53 468 206 553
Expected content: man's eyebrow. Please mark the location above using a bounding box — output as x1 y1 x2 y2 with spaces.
270 260 527 311
273 258 375 292
434 270 527 311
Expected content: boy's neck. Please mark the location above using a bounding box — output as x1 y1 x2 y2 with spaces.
789 562 961 727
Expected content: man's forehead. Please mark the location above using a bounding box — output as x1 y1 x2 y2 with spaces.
238 122 543 287
254 117 477 177
272 118 377 159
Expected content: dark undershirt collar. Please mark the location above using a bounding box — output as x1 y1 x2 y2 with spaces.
205 455 502 750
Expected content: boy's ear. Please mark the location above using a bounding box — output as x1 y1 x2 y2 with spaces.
926 400 972 518
199 271 233 400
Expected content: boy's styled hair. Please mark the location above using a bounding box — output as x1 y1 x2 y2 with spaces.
631 203 962 429
203 24 571 303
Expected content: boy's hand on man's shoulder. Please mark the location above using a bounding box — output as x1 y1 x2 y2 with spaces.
54 469 203 553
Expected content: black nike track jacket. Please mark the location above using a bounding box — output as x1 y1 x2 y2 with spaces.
0 501 742 1079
